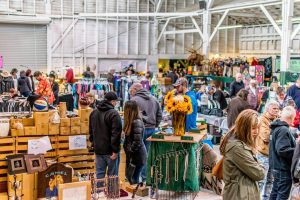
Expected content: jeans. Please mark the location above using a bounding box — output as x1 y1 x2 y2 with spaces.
125 156 144 184
270 169 292 200
21 91 31 97
95 154 119 179
141 128 157 182
257 153 273 200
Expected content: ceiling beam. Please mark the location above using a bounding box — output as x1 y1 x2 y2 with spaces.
164 29 199 34
156 0 164 12
79 12 202 17
260 5 282 36
209 9 229 42
190 16 203 39
156 18 170 44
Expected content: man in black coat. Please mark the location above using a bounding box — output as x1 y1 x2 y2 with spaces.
269 106 296 200
229 73 244 97
89 92 122 180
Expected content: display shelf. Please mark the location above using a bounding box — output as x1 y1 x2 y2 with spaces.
15 136 58 159
57 136 91 156
0 160 7 182
0 137 15 160
147 132 206 143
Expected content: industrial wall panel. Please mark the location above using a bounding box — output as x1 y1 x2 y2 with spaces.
139 22 148 55
36 0 46 14
107 0 117 12
86 0 96 13
85 20 96 54
74 20 84 55
74 0 84 14
118 22 128 55
98 21 106 54
63 0 72 15
51 0 61 15
9 0 21 11
23 0 34 13
0 23 47 72
128 22 138 55
107 21 118 55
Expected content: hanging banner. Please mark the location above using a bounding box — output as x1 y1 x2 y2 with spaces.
255 65 264 84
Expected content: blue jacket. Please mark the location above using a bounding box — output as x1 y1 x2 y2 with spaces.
286 84 300 111
185 91 197 131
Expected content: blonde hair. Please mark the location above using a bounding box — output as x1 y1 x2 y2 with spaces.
281 106 296 121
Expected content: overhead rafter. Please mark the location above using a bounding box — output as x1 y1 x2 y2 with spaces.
190 16 203 39
292 24 300 40
260 5 282 36
156 18 170 44
209 9 229 42
156 0 165 13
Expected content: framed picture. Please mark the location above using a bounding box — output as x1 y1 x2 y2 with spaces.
58 181 91 200
24 154 47 174
6 154 27 175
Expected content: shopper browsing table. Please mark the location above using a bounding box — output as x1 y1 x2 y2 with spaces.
123 100 147 184
18 70 32 97
256 100 279 200
287 75 300 111
89 92 122 180
129 83 162 182
49 74 59 106
269 106 296 200
221 109 265 200
173 77 197 131
33 71 55 105
86 92 100 109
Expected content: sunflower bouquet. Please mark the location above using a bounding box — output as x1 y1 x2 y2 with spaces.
164 90 193 136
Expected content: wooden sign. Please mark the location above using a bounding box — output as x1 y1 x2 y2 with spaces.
38 163 72 199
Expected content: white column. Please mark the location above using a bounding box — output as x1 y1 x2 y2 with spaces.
202 10 211 58
280 0 294 72
46 0 52 73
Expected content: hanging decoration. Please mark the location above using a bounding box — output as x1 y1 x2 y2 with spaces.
164 90 193 136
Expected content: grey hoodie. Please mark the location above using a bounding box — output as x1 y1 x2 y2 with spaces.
131 89 162 128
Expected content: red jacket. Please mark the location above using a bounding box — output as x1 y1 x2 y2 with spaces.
66 68 74 83
293 110 300 128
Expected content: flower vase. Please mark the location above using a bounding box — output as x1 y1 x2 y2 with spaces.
172 111 186 136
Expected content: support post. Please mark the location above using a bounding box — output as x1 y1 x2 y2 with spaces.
156 19 170 45
260 5 282 36
190 17 203 39
209 9 229 42
202 10 211 57
280 0 294 76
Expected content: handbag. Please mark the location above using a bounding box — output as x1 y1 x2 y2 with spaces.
212 157 224 180
127 161 137 185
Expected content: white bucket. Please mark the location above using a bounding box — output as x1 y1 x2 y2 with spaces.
0 119 10 137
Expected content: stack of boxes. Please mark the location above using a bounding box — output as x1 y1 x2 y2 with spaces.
34 112 49 135
79 108 92 134
70 117 81 135
60 117 71 135
49 110 60 135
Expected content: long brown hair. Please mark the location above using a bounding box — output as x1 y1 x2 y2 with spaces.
123 100 140 136
221 109 258 153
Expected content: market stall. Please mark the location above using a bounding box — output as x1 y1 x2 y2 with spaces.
146 132 206 199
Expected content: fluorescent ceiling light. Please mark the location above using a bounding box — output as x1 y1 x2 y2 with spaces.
218 25 243 30
79 12 201 17
164 29 199 34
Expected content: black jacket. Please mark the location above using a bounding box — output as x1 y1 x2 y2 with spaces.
18 76 31 94
213 89 228 110
89 100 122 155
269 119 296 172
123 119 147 166
229 81 244 97
166 71 178 84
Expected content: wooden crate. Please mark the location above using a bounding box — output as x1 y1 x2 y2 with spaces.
0 137 15 160
58 155 95 175
15 136 58 159
0 160 8 182
57 136 91 157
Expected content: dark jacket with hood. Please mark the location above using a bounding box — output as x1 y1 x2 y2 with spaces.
269 119 296 172
89 100 122 155
292 140 300 183
123 119 147 166
18 75 31 94
131 89 162 129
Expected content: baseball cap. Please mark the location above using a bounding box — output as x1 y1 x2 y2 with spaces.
173 77 188 87
104 92 120 101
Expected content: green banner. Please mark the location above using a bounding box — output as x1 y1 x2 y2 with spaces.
275 58 300 73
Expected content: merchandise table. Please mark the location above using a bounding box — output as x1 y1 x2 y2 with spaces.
146 133 206 192
198 114 226 127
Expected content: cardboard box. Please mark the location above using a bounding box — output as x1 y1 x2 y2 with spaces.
11 129 24 136
70 117 81 127
22 118 34 126
80 122 89 134
10 118 23 129
157 77 172 85
36 124 49 135
49 123 60 135
60 127 71 135
79 108 93 122
60 118 71 127
71 126 81 135
33 112 49 125
24 126 37 136
49 110 58 122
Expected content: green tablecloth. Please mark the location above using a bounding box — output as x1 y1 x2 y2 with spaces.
146 141 202 192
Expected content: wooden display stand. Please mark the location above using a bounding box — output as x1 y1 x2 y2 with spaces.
147 132 207 143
